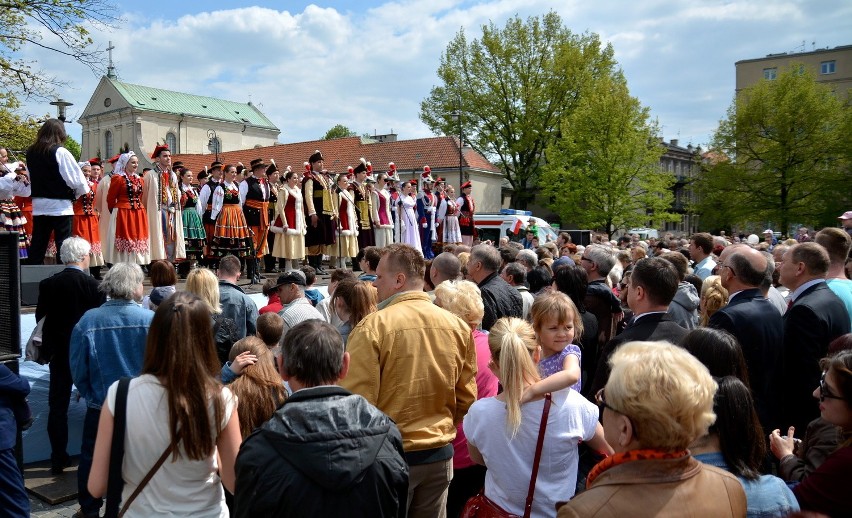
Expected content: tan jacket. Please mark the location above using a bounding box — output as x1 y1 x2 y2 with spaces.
558 455 746 518
340 291 477 452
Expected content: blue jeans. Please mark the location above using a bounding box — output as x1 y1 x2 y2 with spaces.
78 407 102 517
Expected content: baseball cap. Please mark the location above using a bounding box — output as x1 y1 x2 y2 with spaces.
762 229 774 234
275 270 306 287
838 211 852 221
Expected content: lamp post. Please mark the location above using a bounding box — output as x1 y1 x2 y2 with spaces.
207 129 219 162
451 109 463 187
50 99 73 122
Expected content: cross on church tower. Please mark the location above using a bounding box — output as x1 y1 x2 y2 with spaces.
106 40 116 79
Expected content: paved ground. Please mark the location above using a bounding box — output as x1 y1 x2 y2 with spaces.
30 496 80 517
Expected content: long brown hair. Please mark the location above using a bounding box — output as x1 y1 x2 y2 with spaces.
228 337 286 438
331 279 377 326
28 119 68 155
142 291 224 461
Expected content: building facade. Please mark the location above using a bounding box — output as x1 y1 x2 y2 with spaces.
736 44 851 99
659 139 701 236
78 76 280 165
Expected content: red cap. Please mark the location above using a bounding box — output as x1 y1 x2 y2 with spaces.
423 165 431 174
107 153 121 164
304 162 311 173
460 181 472 190
388 162 396 172
88 157 101 166
366 162 373 173
150 144 170 159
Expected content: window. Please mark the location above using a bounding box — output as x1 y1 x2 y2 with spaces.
104 130 113 158
821 60 836 74
166 132 176 152
763 67 777 80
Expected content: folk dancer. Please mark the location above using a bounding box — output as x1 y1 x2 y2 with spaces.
210 164 253 262
0 150 31 257
240 158 271 284
144 144 185 263
264 161 283 273
330 172 358 269
72 162 104 275
416 166 437 259
105 152 150 264
302 151 336 275
270 167 305 270
437 184 463 245
400 179 423 255
94 155 119 261
198 161 223 267
433 177 447 251
177 167 206 275
457 180 476 246
352 159 375 255
371 172 394 248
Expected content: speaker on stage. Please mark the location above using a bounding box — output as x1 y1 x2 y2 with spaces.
0 232 22 360
20 264 66 307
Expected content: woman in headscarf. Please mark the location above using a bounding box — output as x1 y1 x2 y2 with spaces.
105 152 150 265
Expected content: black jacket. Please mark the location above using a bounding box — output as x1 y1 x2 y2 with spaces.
709 289 784 431
478 271 524 331
234 386 409 518
586 312 687 398
35 267 105 364
782 282 850 434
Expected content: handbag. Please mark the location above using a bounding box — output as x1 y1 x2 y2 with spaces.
25 317 48 365
104 377 175 518
460 393 553 518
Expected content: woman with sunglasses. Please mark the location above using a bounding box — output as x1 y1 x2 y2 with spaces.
558 341 746 518
788 349 852 515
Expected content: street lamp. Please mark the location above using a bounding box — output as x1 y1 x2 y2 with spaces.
451 109 463 187
207 129 219 162
50 99 73 122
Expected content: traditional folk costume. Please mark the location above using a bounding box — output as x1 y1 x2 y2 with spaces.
457 181 476 246
198 162 223 265
72 178 104 266
416 166 437 259
0 162 31 258
433 178 447 250
437 193 462 244
179 182 206 260
106 153 150 264
264 162 283 273
351 159 375 251
94 156 119 257
12 195 32 245
240 159 271 282
400 181 423 256
302 151 336 273
330 178 359 269
270 181 306 269
211 181 253 258
370 177 394 248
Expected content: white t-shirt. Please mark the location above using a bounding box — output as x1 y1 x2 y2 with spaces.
463 388 599 517
106 374 236 518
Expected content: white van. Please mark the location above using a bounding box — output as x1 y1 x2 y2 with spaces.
474 210 557 244
626 227 659 240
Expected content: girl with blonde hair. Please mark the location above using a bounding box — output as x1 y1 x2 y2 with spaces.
463 317 610 516
700 275 729 326
186 268 239 365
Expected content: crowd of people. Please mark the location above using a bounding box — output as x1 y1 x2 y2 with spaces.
1 119 852 517
0 120 479 283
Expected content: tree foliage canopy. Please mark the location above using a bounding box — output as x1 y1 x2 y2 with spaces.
540 73 676 233
322 124 357 140
0 0 119 99
0 93 40 152
696 65 852 233
420 11 617 208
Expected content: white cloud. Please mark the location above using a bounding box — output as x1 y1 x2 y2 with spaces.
15 0 850 150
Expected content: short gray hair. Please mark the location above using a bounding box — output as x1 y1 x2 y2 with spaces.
99 262 144 300
585 244 617 275
60 236 91 264
470 244 502 273
516 249 538 270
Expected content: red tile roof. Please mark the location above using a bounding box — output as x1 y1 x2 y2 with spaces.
173 136 501 177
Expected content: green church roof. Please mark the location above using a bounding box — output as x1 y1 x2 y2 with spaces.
108 77 278 130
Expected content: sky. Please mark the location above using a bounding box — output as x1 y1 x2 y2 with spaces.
16 0 851 150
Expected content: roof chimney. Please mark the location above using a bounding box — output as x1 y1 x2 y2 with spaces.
671 139 679 147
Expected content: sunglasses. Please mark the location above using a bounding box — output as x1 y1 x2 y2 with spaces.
819 371 846 402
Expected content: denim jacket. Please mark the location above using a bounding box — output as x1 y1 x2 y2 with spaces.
219 281 258 338
70 300 153 409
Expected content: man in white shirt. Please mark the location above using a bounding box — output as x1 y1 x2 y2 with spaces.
688 232 716 280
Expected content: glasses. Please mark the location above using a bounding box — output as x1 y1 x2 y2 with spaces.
596 388 640 437
819 371 846 402
580 256 591 262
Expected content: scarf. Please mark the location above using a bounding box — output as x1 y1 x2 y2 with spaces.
586 449 689 489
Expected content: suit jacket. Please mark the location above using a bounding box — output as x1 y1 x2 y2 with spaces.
709 288 784 431
586 313 687 398
782 282 850 434
35 267 105 364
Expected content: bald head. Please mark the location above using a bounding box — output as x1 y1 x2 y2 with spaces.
720 244 767 289
431 252 461 286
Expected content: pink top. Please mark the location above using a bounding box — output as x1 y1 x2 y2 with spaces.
453 329 500 469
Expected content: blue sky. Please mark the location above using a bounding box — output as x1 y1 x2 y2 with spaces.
18 1 851 151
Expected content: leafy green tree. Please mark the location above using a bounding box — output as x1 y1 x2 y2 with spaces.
322 124 357 140
0 93 40 152
65 135 82 161
696 65 852 233
1 0 119 99
420 11 617 209
540 73 677 233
